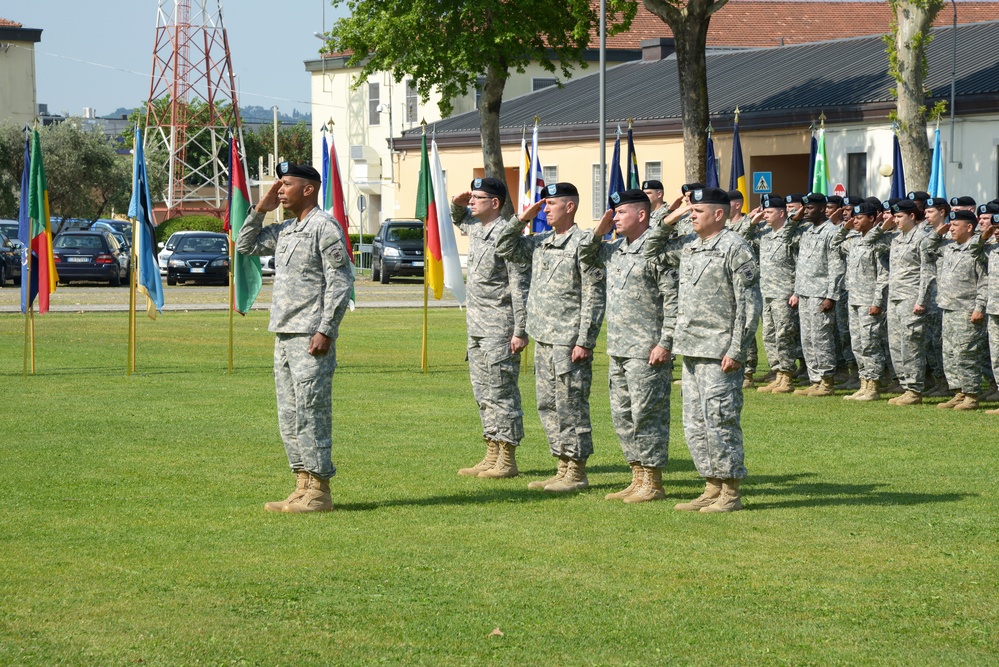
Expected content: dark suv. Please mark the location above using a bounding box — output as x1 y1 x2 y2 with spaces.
372 219 424 284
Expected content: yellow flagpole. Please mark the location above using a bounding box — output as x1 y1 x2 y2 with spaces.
23 246 33 377
420 122 429 373
228 236 234 374
127 218 138 374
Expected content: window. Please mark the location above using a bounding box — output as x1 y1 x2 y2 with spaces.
644 161 662 183
847 152 867 198
368 82 380 126
474 76 486 109
592 164 604 219
405 80 418 124
532 78 558 92
542 165 558 185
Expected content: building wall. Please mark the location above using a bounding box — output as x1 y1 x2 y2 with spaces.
0 38 37 127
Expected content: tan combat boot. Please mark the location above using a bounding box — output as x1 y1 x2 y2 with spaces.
545 458 589 492
937 392 965 409
984 407 999 415
284 473 333 513
478 442 519 478
843 378 866 401
953 393 979 411
807 376 836 397
888 390 923 405
605 462 643 500
854 379 881 402
700 479 743 512
623 467 666 503
770 371 794 394
458 439 499 476
528 457 567 490
762 369 778 384
264 470 310 513
794 382 819 396
835 363 860 390
674 478 722 511
742 373 755 389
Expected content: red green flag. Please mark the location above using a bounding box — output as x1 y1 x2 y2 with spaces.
27 129 57 313
224 133 262 314
415 132 443 299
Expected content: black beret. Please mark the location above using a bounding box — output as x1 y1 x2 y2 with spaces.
883 197 903 210
690 187 731 205
761 194 786 209
641 180 664 191
892 199 919 213
826 195 844 206
979 202 999 215
907 190 930 202
681 182 706 194
470 177 507 200
276 161 321 182
865 196 883 208
950 196 976 207
541 182 579 198
842 196 864 207
853 202 879 217
949 209 977 223
609 189 651 209
785 193 805 204
726 189 745 201
803 192 827 205
925 197 950 209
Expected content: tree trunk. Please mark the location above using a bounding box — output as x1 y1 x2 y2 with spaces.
478 63 514 217
891 0 942 191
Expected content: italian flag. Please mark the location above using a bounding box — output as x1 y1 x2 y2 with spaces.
224 132 262 315
415 132 443 300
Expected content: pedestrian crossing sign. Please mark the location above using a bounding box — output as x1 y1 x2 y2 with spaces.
752 172 772 194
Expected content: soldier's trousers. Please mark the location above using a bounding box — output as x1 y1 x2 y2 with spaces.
941 309 985 394
848 304 886 381
274 333 337 480
835 296 855 367
798 296 837 382
535 342 593 461
468 336 524 446
761 296 799 372
887 298 926 393
926 307 945 378
681 356 747 481
987 315 999 384
608 355 670 469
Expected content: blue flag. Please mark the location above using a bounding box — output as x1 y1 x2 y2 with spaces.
607 128 625 209
927 127 946 199
729 122 748 212
706 132 720 189
127 126 165 319
19 133 36 314
807 133 817 192
890 133 906 200
626 127 640 189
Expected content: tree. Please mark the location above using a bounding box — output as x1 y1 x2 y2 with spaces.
243 121 312 180
884 0 944 190
0 124 25 219
323 0 636 214
643 0 730 183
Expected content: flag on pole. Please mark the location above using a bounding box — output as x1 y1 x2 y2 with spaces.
321 132 353 258
518 127 531 216
927 126 946 199
26 129 57 314
626 125 640 189
127 126 165 319
706 130 720 189
807 130 818 192
222 131 261 315
607 126 625 208
729 120 748 212
431 137 466 306
811 127 830 195
890 131 906 199
528 123 549 232
18 133 37 314
415 131 444 300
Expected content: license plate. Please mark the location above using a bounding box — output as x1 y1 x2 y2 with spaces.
68 256 89 263
191 268 205 274
413 261 424 267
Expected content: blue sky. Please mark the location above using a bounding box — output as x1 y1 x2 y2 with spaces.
9 1 348 117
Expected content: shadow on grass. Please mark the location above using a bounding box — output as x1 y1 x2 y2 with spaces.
747 474 975 510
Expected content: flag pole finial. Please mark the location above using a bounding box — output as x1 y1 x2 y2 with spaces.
533 115 540 127
734 106 740 125
818 111 826 129
706 122 715 135
627 117 634 129
421 118 427 135
328 117 334 128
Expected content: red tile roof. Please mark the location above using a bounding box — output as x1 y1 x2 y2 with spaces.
0 18 23 27
604 1 999 49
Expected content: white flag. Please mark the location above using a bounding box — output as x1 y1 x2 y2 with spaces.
430 139 466 306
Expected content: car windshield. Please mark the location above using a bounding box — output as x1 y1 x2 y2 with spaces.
0 223 17 238
176 237 228 253
386 226 422 242
55 235 105 250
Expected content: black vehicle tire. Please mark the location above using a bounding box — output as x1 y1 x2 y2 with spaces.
167 274 177 286
0 264 6 287
371 258 381 282
379 266 391 284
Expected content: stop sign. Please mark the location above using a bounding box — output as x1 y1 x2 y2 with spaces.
833 183 847 197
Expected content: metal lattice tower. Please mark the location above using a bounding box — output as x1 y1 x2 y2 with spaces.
145 0 241 219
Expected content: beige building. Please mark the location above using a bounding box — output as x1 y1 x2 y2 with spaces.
0 18 41 127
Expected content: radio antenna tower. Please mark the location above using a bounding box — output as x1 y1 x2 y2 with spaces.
145 0 241 220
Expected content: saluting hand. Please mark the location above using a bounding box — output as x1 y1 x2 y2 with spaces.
255 180 282 213
452 191 472 207
593 209 615 237
518 200 544 224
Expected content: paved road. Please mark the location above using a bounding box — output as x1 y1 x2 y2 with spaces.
0 275 462 312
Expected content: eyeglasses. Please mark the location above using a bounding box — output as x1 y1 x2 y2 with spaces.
469 194 498 201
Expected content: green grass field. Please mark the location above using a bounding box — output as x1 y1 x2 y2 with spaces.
1 308 997 665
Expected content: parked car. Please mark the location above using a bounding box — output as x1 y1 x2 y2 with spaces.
371 219 424 284
89 222 131 254
158 230 200 275
166 232 230 285
261 255 275 276
52 230 130 286
0 219 19 241
0 231 23 287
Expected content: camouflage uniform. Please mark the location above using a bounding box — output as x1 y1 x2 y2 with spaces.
881 227 940 393
674 210 695 238
236 207 354 480
984 241 999 383
452 205 531 446
579 228 676 469
646 225 761 481
834 226 890 381
921 222 946 380
495 221 606 461
728 215 761 377
794 219 846 382
934 236 987 393
650 205 670 227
